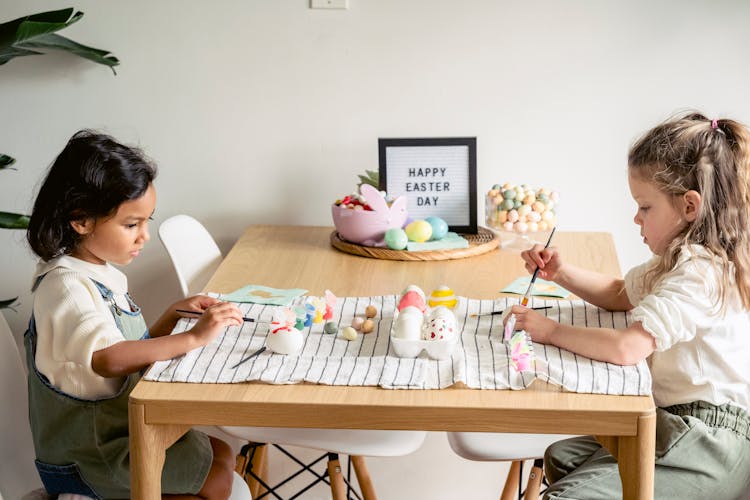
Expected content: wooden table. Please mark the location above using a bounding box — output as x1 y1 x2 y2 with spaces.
129 225 655 499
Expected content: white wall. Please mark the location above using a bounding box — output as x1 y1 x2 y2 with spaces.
2 1 749 498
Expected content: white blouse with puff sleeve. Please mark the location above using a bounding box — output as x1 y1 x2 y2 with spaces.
624 245 750 411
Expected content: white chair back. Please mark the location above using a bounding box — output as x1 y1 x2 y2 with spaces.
0 313 43 499
158 215 223 297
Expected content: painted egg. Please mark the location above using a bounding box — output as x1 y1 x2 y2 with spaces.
405 220 432 242
423 306 457 341
323 322 338 335
425 216 448 240
428 286 457 308
266 328 304 355
352 317 365 330
384 228 408 250
365 305 377 318
361 319 375 333
398 290 427 312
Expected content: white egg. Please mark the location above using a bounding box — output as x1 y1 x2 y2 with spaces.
266 329 304 355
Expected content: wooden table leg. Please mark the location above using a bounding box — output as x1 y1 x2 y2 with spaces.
129 402 191 499
617 413 656 500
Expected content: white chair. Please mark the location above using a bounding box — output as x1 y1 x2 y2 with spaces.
0 311 44 500
447 432 575 499
158 214 427 499
1 312 252 500
158 214 223 297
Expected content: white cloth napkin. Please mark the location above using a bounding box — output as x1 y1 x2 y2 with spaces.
144 295 651 396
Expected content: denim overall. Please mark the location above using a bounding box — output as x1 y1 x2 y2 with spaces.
25 278 212 499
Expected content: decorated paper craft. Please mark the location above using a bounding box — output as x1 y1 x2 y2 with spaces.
508 330 535 372
221 285 308 306
501 277 570 299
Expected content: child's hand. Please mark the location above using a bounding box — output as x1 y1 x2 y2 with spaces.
189 302 243 346
506 305 557 344
521 244 564 281
173 294 224 316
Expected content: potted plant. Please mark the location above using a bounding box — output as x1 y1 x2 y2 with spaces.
1 7 118 310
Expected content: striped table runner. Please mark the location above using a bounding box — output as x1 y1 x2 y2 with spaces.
144 295 652 396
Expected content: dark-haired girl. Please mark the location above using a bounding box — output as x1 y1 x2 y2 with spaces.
25 130 242 499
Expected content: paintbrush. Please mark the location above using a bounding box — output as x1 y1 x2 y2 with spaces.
231 346 267 369
470 306 552 318
176 309 256 323
520 227 556 307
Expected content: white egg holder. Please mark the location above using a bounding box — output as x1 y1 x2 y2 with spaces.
389 308 459 360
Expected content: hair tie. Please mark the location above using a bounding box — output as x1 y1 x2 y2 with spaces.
711 118 719 129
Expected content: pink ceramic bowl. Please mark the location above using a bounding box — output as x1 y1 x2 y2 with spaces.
331 203 408 247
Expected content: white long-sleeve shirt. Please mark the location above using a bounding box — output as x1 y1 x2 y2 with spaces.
625 245 750 411
32 256 135 399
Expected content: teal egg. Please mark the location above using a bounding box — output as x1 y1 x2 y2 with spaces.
425 216 448 240
384 228 408 250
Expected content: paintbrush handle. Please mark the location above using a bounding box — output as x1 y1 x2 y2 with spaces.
521 227 557 306
176 309 255 322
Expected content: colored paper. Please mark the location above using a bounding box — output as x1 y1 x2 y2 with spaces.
220 285 308 306
501 277 570 299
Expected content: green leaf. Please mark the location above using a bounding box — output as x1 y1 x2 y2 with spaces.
0 154 16 168
22 33 119 72
357 169 379 188
0 211 30 229
0 297 18 311
0 8 118 73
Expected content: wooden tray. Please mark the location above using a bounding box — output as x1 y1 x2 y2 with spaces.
330 227 499 261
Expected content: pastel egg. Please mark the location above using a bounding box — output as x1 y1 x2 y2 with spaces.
502 221 514 231
365 305 378 318
342 326 358 341
352 317 365 330
405 220 432 242
498 210 508 224
515 221 529 233
518 204 531 217
507 209 519 223
361 319 375 333
532 201 546 213
501 198 514 211
323 322 338 334
502 189 516 200
384 228 408 250
425 216 449 240
428 286 457 308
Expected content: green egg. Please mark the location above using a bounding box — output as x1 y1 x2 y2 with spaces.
501 199 514 210
513 200 522 209
324 321 338 334
503 189 516 200
492 184 502 190
384 228 408 250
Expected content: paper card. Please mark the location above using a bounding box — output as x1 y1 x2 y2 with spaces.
220 285 308 306
501 277 570 299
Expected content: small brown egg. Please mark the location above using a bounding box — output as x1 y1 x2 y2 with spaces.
365 305 377 318
351 317 365 330
361 319 375 333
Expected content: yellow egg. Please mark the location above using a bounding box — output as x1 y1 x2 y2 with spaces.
405 220 433 242
428 286 457 308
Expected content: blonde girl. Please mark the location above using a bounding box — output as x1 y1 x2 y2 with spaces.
509 112 750 499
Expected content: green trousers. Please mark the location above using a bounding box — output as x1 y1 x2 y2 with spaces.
544 401 750 500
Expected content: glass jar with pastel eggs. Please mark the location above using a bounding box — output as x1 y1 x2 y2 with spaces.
485 182 559 251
